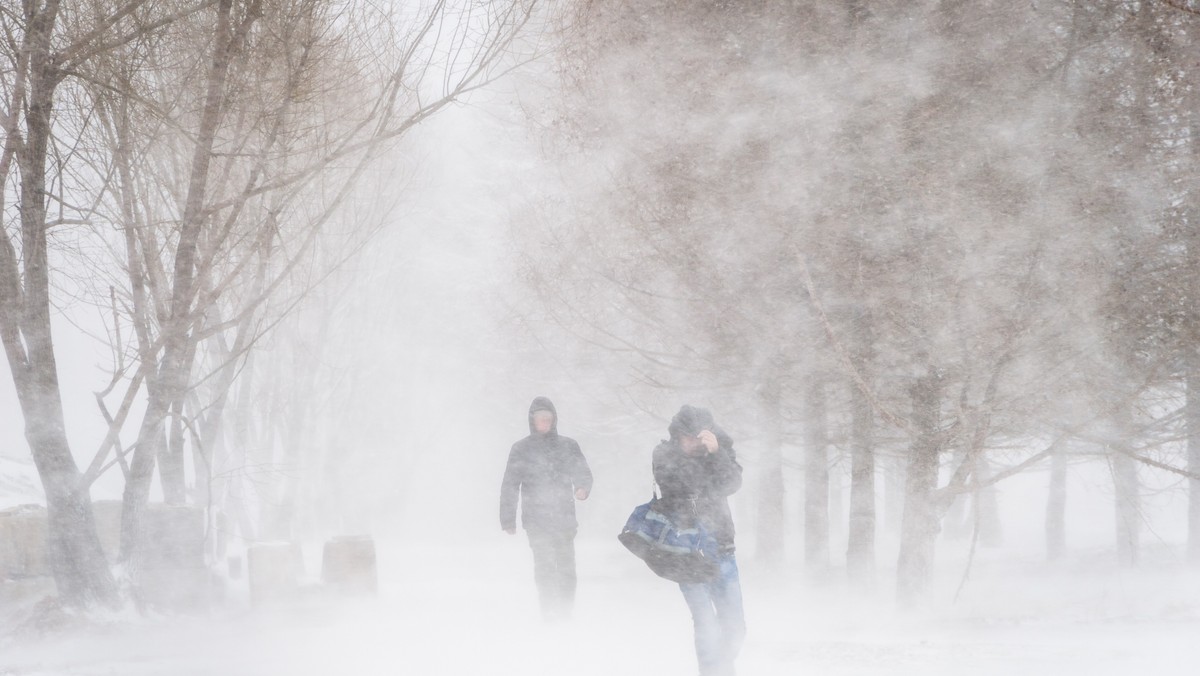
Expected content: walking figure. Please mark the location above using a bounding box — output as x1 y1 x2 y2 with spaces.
653 404 745 675
500 396 593 620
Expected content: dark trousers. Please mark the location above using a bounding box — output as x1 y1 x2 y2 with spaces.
526 528 577 620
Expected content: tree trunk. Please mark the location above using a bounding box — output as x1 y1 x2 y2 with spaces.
846 311 875 582
829 448 845 552
120 392 171 563
20 389 117 606
0 0 117 606
192 389 216 513
884 449 906 540
191 335 246 512
1108 437 1137 569
120 0 253 561
847 0 870 26
1045 445 1067 561
755 372 786 567
803 377 829 570
896 371 942 607
974 456 1003 547
160 395 188 505
1188 370 1200 563
942 446 971 540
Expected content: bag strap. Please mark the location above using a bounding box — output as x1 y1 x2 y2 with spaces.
657 521 672 545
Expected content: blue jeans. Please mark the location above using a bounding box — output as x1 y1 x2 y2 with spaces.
679 553 745 676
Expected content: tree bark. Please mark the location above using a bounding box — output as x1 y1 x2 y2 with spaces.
1045 445 1067 561
121 395 171 563
884 448 906 540
0 0 117 606
896 370 943 607
120 0 256 562
160 396 188 505
974 456 1003 547
1188 353 1200 563
1112 407 1139 567
846 373 876 582
804 377 829 570
943 446 971 540
1187 52 1200 566
755 371 785 567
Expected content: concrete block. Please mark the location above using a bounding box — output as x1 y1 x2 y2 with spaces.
0 505 48 579
126 503 208 612
248 541 303 607
321 535 377 595
142 504 205 569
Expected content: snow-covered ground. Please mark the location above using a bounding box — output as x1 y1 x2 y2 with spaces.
2 535 1198 676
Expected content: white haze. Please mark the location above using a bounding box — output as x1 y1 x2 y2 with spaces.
3 7 1200 676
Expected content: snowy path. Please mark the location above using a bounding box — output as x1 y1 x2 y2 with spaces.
2 537 1199 675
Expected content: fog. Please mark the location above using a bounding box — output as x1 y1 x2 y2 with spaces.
4 2 1200 675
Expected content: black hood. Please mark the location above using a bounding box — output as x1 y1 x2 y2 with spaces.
668 404 715 440
528 396 558 435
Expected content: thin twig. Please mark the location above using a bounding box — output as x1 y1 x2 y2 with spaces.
795 247 913 433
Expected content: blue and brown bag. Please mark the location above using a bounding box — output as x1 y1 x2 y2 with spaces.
618 496 720 584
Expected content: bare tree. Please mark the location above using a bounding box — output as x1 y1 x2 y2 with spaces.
2 0 542 603
73 0 542 569
0 0 229 608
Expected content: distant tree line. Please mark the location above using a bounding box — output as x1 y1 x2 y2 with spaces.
511 0 1200 605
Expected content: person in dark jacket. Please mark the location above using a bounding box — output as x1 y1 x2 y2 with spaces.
500 396 593 620
652 404 744 676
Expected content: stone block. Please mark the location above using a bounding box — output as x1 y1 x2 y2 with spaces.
248 541 303 607
321 535 377 596
124 503 208 612
227 554 243 580
141 504 205 569
0 505 48 579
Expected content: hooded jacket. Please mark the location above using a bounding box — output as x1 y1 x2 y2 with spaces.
652 405 742 548
500 397 594 534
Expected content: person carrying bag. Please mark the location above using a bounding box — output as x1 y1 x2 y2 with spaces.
619 488 720 584
620 405 746 676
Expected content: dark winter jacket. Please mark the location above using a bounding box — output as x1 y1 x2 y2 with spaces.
500 397 594 534
652 405 742 549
